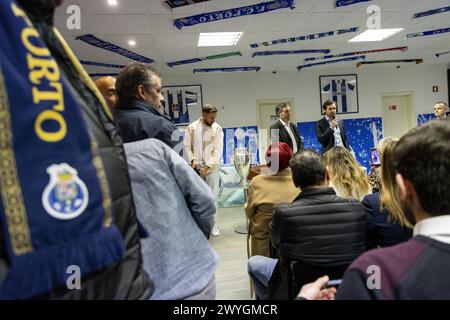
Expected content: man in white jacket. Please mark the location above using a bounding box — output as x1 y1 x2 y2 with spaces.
184 104 224 237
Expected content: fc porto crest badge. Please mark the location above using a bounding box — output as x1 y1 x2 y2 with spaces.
42 163 89 220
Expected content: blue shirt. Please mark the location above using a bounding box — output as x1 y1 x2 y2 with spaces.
124 138 218 299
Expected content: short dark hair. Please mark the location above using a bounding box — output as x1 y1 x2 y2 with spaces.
202 104 218 113
322 99 335 110
394 120 450 216
289 149 326 189
116 62 161 100
275 103 289 116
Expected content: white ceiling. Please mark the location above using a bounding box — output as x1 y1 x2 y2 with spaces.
54 0 450 75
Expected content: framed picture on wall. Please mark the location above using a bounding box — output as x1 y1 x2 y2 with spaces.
162 84 203 126
319 74 359 114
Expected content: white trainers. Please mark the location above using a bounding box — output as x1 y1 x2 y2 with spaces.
211 225 220 237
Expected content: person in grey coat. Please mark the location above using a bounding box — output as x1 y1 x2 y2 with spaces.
124 138 218 300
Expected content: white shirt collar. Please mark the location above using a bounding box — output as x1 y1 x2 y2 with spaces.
279 119 289 127
413 215 450 244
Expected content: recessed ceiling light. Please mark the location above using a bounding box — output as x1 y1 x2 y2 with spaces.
128 40 136 46
107 0 118 6
198 32 243 47
349 28 404 42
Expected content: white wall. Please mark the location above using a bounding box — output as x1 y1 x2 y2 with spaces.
164 63 448 128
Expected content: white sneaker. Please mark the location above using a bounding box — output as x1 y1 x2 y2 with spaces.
211 225 220 237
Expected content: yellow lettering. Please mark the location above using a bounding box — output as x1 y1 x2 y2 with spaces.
35 110 67 142
32 82 64 111
11 2 33 27
21 28 50 57
27 54 60 86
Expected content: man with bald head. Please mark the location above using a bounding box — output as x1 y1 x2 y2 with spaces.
95 76 118 110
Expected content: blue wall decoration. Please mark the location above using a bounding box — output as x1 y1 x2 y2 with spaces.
250 27 358 48
320 74 359 114
162 85 203 125
406 27 450 39
222 126 259 166
76 34 154 63
167 51 241 67
165 0 211 9
252 49 331 57
304 46 407 62
413 6 450 19
89 73 119 78
193 66 260 73
298 55 365 71
298 117 383 172
80 61 125 68
335 0 371 8
174 0 295 30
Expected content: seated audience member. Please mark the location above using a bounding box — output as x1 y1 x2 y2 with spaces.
298 120 450 300
323 146 371 201
247 150 366 300
94 76 118 111
124 138 218 300
364 139 412 250
368 138 395 193
245 142 300 258
113 63 179 148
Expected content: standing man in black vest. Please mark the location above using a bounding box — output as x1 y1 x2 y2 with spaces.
270 103 303 153
316 100 350 154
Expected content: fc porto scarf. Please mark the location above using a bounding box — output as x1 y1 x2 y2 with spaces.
0 0 125 299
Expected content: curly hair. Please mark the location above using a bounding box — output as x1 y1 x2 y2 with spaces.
323 146 370 201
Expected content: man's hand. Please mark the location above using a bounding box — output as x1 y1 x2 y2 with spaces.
199 166 209 177
297 275 337 300
330 120 338 129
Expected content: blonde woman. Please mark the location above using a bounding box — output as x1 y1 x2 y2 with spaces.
323 146 370 201
363 139 412 249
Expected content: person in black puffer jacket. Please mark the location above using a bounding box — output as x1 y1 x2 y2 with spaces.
247 149 366 300
0 0 153 299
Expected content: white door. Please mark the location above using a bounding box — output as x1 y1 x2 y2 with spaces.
382 95 413 138
257 100 294 164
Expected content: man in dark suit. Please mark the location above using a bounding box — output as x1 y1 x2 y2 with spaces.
316 100 349 154
270 103 304 152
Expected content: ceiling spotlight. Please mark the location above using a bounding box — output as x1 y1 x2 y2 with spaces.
128 40 136 46
107 0 118 6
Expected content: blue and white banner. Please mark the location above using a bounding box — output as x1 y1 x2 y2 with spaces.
80 60 125 68
356 59 423 67
165 0 211 9
252 49 330 57
297 55 365 71
89 73 119 78
406 27 450 39
250 27 358 48
193 66 261 73
167 51 241 67
76 34 154 63
413 6 450 19
174 0 295 29
335 0 371 7
304 46 407 62
436 50 450 58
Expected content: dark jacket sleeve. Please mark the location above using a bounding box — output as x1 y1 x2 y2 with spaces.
269 206 283 249
336 269 384 300
316 120 334 145
153 119 179 149
362 195 377 250
165 142 215 238
340 122 350 149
